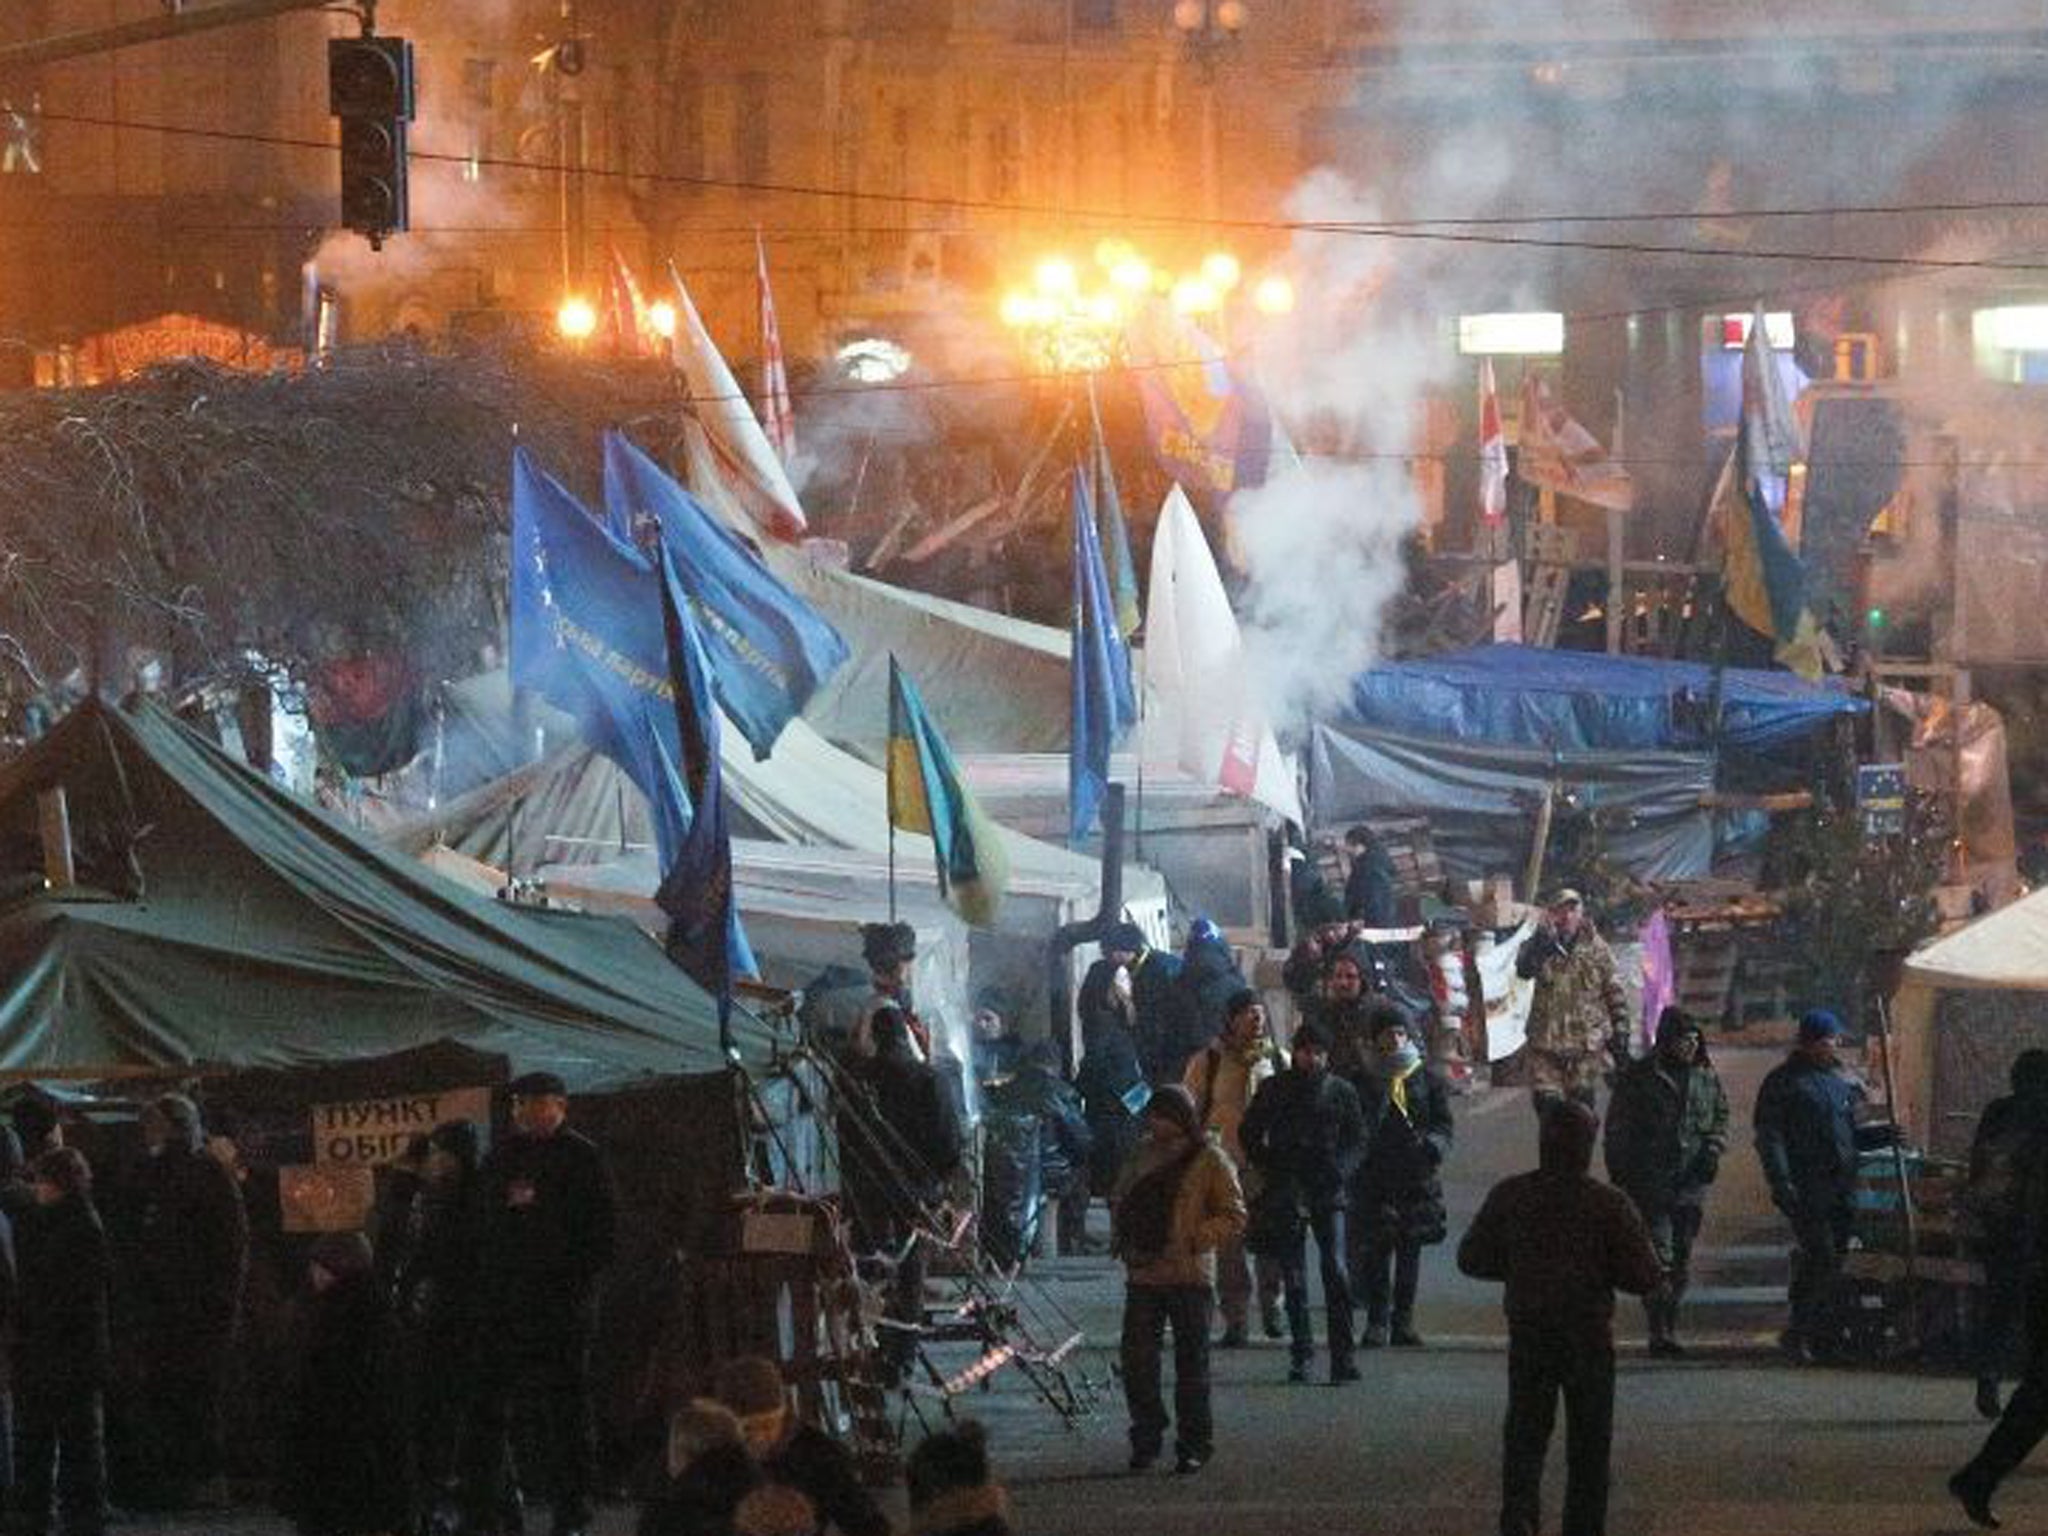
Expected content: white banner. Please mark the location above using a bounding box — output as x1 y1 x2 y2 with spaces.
310 1085 492 1166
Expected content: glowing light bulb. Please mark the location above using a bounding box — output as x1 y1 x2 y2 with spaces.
1000 291 1035 328
556 296 598 340
1034 256 1078 296
1252 274 1295 316
1087 292 1123 325
1109 256 1154 293
1094 238 1133 271
646 300 677 339
1171 277 1219 315
1200 251 1242 292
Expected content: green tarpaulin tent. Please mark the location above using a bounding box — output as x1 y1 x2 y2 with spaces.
0 698 769 1086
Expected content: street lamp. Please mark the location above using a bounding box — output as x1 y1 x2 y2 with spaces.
1172 0 1248 221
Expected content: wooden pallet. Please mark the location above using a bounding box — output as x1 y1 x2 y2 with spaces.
1522 525 1578 647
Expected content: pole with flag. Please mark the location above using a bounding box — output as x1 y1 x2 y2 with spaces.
1478 357 1508 529
756 230 796 464
888 655 1011 927
652 538 756 1055
1070 466 1138 847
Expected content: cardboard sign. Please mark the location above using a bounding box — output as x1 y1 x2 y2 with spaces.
309 1085 492 1166
279 1163 375 1234
1857 763 1907 838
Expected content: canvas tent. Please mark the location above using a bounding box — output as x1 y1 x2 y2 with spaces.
1890 887 2048 1158
0 698 772 1086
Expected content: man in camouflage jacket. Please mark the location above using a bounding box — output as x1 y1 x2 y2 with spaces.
1515 891 1629 1109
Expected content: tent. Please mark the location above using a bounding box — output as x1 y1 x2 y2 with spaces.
1890 887 2048 1158
1307 725 1717 883
1342 643 1865 757
0 698 771 1086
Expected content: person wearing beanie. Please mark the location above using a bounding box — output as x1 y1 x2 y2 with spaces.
1604 1007 1729 1356
467 1074 616 1536
280 1227 407 1536
131 1092 249 1510
1111 1083 1245 1474
1459 1102 1663 1536
907 1421 1012 1536
1347 1000 1455 1350
1962 1050 2048 1422
15 1147 109 1536
1183 989 1284 1345
1086 922 1183 1087
1239 1017 1365 1384
1754 1008 1864 1364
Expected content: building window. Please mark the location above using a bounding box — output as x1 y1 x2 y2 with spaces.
735 74 771 183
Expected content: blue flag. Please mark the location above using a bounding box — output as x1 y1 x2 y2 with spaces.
1070 466 1137 845
510 447 681 854
654 539 757 1036
602 431 849 760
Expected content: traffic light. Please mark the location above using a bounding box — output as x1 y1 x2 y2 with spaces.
329 35 415 247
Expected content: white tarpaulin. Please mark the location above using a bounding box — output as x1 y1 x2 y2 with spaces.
1143 487 1302 825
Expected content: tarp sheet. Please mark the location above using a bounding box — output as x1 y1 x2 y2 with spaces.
0 700 769 1085
1307 724 1716 882
1341 643 1864 755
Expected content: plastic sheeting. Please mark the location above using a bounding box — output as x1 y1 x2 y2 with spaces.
1341 643 1864 756
1307 724 1715 883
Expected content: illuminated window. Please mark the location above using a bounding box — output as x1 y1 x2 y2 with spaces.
1457 312 1564 356
838 338 912 382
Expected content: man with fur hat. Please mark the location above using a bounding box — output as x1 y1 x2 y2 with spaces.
1754 1009 1864 1364
1516 891 1630 1110
1605 1006 1728 1356
131 1092 248 1509
466 1071 616 1536
1460 1102 1663 1536
1112 1084 1245 1475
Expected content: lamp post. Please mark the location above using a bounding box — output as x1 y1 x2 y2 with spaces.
1171 0 1247 222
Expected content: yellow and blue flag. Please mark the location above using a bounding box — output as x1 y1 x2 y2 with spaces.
888 656 1010 927
1125 300 1272 515
1717 304 1824 679
1071 468 1139 844
1088 378 1142 639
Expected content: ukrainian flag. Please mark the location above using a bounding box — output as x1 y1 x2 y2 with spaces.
1717 305 1825 680
888 656 1010 927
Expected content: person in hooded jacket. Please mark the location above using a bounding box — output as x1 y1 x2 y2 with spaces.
1158 921 1246 1081
1239 1020 1365 1384
1183 990 1284 1346
14 1147 109 1536
1112 1085 1245 1475
1346 1001 1453 1349
1961 1049 2048 1421
1604 1007 1729 1357
131 1093 249 1509
980 1043 1093 1267
279 1231 409 1536
1075 969 1147 1217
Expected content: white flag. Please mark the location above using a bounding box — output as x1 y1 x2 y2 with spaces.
1478 358 1508 525
1143 487 1303 826
667 263 807 542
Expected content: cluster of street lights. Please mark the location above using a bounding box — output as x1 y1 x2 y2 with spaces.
998 240 1292 372
554 294 676 345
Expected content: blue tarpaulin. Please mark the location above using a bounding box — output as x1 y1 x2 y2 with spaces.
1342 644 1863 756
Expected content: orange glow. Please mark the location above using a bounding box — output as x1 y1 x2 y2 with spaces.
1171 277 1220 315
645 300 678 339
556 296 598 340
1200 251 1242 292
1252 274 1295 315
1034 256 1079 296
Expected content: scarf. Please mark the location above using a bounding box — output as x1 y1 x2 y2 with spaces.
1373 1040 1424 1118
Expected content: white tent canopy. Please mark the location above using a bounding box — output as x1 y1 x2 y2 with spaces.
1892 887 2048 1156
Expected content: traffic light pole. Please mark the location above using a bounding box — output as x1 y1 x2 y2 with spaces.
0 0 358 72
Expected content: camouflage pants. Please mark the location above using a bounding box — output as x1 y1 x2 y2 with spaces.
1527 1048 1602 1109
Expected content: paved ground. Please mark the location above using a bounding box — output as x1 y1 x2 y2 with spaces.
124 1047 2023 1534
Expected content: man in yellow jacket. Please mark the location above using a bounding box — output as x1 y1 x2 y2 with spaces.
1112 1084 1247 1476
1183 991 1283 1345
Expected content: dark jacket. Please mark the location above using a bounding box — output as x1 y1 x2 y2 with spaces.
841 1046 964 1245
1963 1088 2048 1263
1240 1067 1366 1219
134 1143 248 1339
1127 949 1187 1084
1351 1063 1453 1245
768 1421 891 1536
1160 935 1246 1074
1753 1053 1862 1211
1345 841 1399 927
396 1169 484 1341
1457 1168 1663 1345
280 1270 409 1535
475 1125 617 1316
1075 1017 1145 1196
1606 1053 1730 1212
14 1192 109 1393
984 1063 1092 1195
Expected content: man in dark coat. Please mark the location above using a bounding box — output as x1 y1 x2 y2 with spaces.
1343 825 1399 928
1239 1019 1365 1384
1459 1102 1663 1536
981 1043 1093 1266
1089 922 1184 1086
839 1006 964 1381
1753 1009 1864 1364
1962 1049 2048 1421
15 1147 107 1536
465 1072 617 1536
1075 973 1147 1207
1160 920 1246 1079
1345 1001 1453 1349
1605 1007 1729 1356
131 1093 248 1509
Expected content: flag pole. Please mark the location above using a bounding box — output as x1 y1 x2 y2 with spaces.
886 655 899 923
